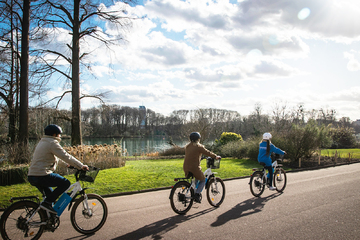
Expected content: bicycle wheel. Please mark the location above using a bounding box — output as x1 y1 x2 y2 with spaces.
70 194 108 234
0 200 46 240
169 181 194 215
249 171 265 197
274 168 287 192
206 177 225 207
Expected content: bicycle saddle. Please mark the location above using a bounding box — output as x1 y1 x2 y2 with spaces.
186 172 194 179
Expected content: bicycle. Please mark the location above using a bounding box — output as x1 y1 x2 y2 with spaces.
249 154 287 197
169 157 226 215
0 166 108 240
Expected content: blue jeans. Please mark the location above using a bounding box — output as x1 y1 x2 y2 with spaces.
28 173 70 203
195 179 206 194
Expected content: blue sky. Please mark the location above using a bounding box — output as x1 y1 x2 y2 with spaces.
43 0 360 121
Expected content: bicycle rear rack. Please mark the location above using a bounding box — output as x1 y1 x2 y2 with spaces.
10 196 40 203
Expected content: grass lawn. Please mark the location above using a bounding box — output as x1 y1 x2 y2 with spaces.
321 149 360 159
0 158 259 209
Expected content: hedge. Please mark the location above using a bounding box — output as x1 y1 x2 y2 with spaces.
0 165 29 186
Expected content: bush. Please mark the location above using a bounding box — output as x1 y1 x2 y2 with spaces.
274 120 330 163
218 132 243 145
219 137 259 160
212 132 243 153
0 165 29 186
329 126 357 149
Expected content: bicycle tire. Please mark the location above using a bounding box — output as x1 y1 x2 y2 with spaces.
169 181 194 215
206 177 225 207
0 200 46 240
249 171 265 197
274 168 287 192
70 194 108 234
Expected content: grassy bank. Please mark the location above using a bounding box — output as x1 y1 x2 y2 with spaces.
321 149 360 159
0 158 259 209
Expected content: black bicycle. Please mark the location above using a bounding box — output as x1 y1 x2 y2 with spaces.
0 166 108 240
169 157 226 215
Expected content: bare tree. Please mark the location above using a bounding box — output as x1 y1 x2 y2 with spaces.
36 0 136 145
0 0 51 148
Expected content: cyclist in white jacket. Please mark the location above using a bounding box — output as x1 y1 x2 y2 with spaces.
28 124 88 213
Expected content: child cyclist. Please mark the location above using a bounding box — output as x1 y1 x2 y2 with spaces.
28 124 89 214
183 132 221 203
258 132 286 191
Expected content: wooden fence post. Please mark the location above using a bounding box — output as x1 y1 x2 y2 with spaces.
334 151 337 164
299 158 301 168
349 153 351 163
318 149 321 165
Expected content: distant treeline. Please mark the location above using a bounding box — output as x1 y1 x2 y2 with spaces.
1 104 359 143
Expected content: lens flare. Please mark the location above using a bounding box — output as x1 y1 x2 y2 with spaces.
298 8 310 20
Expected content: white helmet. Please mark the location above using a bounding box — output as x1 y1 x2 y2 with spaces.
263 132 272 140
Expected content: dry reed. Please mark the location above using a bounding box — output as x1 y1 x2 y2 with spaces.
57 143 126 175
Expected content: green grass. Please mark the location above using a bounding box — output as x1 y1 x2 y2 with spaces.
321 149 360 159
0 158 259 209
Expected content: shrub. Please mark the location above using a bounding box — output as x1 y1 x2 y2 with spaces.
0 164 29 186
212 132 243 153
274 120 330 162
219 136 259 160
329 126 357 149
218 132 243 145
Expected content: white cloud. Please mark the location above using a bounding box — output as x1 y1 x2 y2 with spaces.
344 50 360 72
35 0 360 121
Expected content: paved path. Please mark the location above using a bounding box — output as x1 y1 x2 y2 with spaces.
39 163 360 239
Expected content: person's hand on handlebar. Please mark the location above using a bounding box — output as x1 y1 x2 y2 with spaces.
67 165 89 171
82 165 89 171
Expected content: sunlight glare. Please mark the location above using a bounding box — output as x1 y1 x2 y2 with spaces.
298 7 311 20
246 49 263 63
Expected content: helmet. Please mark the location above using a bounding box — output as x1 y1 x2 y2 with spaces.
44 124 63 136
263 132 272 140
189 132 201 142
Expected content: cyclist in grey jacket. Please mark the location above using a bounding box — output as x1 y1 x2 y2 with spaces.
258 132 285 191
28 124 88 213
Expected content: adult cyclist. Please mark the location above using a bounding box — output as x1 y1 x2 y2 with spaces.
27 124 89 213
183 132 221 203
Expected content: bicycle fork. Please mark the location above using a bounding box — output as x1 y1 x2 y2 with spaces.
82 194 93 217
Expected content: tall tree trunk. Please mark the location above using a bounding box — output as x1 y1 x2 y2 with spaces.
71 0 82 146
19 0 30 159
9 3 16 144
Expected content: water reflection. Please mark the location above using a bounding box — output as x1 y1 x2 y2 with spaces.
59 137 188 156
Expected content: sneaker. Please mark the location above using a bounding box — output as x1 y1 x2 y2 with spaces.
194 193 202 203
269 186 276 191
41 201 57 214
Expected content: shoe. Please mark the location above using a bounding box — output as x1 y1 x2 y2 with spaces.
269 186 276 191
194 193 202 203
41 201 57 214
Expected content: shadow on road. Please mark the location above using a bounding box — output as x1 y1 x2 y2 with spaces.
111 207 216 240
211 192 282 227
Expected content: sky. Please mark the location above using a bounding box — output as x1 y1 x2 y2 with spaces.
44 0 360 121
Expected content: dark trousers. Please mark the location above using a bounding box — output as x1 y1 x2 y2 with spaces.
264 165 274 186
28 173 70 203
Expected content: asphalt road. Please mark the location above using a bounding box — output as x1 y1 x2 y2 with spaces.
37 163 360 240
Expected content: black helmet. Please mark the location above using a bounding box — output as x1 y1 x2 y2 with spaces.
189 132 201 142
44 124 63 136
